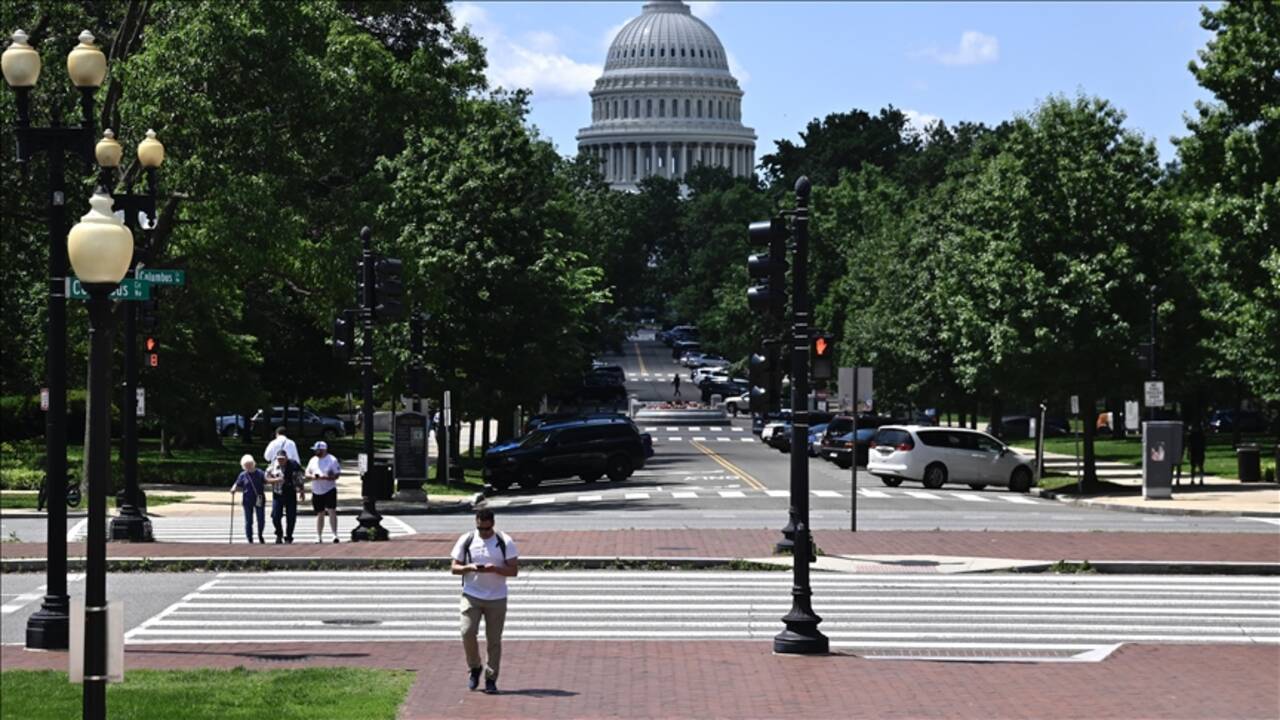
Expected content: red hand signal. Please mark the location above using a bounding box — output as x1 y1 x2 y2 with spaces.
815 337 828 356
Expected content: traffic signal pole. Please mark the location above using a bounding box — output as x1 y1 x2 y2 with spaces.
774 176 828 655
353 226 389 541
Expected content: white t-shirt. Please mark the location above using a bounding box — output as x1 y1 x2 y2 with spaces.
264 436 300 464
451 531 519 600
306 454 341 495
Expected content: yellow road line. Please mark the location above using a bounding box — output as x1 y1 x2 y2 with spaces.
691 441 767 491
633 342 648 375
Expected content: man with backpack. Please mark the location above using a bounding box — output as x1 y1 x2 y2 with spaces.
450 508 519 694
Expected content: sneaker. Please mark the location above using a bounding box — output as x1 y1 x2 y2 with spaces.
483 677 498 694
467 668 481 691
333 536 340 544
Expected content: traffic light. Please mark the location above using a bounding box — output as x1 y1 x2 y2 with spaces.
407 364 427 396
810 333 834 381
747 217 787 319
144 335 159 368
749 347 782 415
139 297 160 332
374 257 405 321
333 310 355 360
1135 342 1153 373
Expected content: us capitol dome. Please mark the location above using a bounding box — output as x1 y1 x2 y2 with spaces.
576 0 756 191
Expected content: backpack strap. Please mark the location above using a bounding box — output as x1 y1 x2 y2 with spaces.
495 533 507 562
461 531 474 565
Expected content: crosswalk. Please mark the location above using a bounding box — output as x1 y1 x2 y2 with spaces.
629 373 682 380
124 571 1280 661
484 486 1047 508
67 515 416 544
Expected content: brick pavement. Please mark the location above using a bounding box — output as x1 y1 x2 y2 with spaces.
3 530 1279 563
3 641 1276 719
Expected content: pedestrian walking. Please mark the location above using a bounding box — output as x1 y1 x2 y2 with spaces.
672 374 681 398
450 508 519 695
264 426 300 465
266 449 305 543
230 454 266 544
306 441 342 543
1188 424 1207 485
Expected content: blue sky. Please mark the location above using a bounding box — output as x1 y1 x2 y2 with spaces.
450 1 1217 165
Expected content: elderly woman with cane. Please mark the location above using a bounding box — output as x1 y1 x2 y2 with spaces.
230 454 267 543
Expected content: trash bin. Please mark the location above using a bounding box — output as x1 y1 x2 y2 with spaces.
1236 444 1261 483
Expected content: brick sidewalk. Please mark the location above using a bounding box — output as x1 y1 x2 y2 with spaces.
3 530 1279 564
3 640 1276 719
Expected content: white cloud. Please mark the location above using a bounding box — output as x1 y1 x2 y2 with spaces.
726 50 750 85
688 1 721 19
450 1 600 99
903 109 942 134
921 30 999 66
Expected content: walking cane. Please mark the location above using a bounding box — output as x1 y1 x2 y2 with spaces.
229 491 236 544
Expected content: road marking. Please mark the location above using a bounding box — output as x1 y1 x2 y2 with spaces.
577 495 603 502
667 436 683 441
716 437 731 442
765 490 790 498
1001 496 1040 504
859 489 891 498
1241 518 1280 527
634 342 647 375
731 427 744 432
671 491 698 499
67 518 88 543
740 438 754 442
666 426 679 432
624 493 650 500
813 490 841 498
718 490 746 498
1 573 84 615
487 499 510 507
690 440 768 492
949 493 990 502
904 491 942 500
528 497 555 505
693 436 707 442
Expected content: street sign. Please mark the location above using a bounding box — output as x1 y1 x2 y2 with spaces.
40 388 48 411
136 387 145 417
358 453 369 474
1070 395 1080 415
66 277 150 301
1125 400 1140 431
837 367 873 412
1144 381 1165 408
135 268 185 286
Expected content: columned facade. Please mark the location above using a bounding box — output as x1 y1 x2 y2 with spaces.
576 1 756 191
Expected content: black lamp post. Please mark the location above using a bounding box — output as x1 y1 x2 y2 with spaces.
96 128 165 542
774 176 828 655
352 226 390 541
4 28 106 651
68 190 135 720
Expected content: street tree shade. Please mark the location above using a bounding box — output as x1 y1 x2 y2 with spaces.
67 192 133 720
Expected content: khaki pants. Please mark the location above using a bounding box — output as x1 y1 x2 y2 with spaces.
460 593 508 680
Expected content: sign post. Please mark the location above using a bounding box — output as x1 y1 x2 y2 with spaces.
1070 396 1081 493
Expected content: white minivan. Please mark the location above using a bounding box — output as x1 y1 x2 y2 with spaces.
867 425 1036 492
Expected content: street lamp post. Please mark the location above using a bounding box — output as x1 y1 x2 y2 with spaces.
4 28 106 651
67 191 135 720
353 226 390 541
774 176 828 655
97 128 164 542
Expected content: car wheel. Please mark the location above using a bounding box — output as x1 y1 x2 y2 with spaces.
923 463 947 489
880 477 903 487
580 472 603 484
517 470 541 489
725 402 737 414
1009 467 1033 493
968 483 987 491
489 475 512 493
835 458 851 470
606 455 632 482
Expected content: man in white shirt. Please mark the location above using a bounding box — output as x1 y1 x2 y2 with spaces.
450 508 519 694
305 441 341 543
264 427 300 465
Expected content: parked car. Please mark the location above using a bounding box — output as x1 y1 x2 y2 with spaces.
680 351 709 368
589 362 627 386
250 406 346 440
527 411 628 434
671 340 701 361
867 426 1036 492
755 409 791 437
1208 409 1269 433
818 414 898 467
482 417 648 492
701 379 749 404
768 411 834 452
688 354 730 371
215 413 248 437
821 428 878 468
985 415 1070 439
723 392 750 416
692 367 728 384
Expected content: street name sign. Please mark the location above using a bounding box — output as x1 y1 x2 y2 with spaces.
136 387 146 417
1144 381 1165 408
66 277 150 301
136 268 185 286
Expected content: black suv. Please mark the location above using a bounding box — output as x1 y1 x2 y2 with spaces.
483 418 648 492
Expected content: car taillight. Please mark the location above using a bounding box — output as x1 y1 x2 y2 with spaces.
895 440 914 451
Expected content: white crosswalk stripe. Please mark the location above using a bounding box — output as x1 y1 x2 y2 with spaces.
482 487 1046 508
69 515 414 544
949 493 990 502
125 571 1280 661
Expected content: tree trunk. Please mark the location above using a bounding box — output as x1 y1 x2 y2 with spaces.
1232 384 1243 449
497 407 516 442
1080 388 1099 492
468 419 476 457
958 408 967 429
482 416 491 453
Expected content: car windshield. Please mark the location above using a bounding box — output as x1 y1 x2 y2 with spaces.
518 430 551 448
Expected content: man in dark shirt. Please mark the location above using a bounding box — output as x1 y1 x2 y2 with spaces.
266 449 305 543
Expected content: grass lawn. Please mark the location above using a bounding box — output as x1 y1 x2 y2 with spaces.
0 493 192 510
0 668 413 720
1012 433 1277 480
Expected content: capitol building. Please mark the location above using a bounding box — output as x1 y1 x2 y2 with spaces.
577 0 756 191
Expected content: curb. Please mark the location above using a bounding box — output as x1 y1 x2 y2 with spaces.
0 511 89 519
1032 488 1280 518
4 555 1277 575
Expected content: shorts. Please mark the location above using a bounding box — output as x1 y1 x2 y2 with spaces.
311 490 337 512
